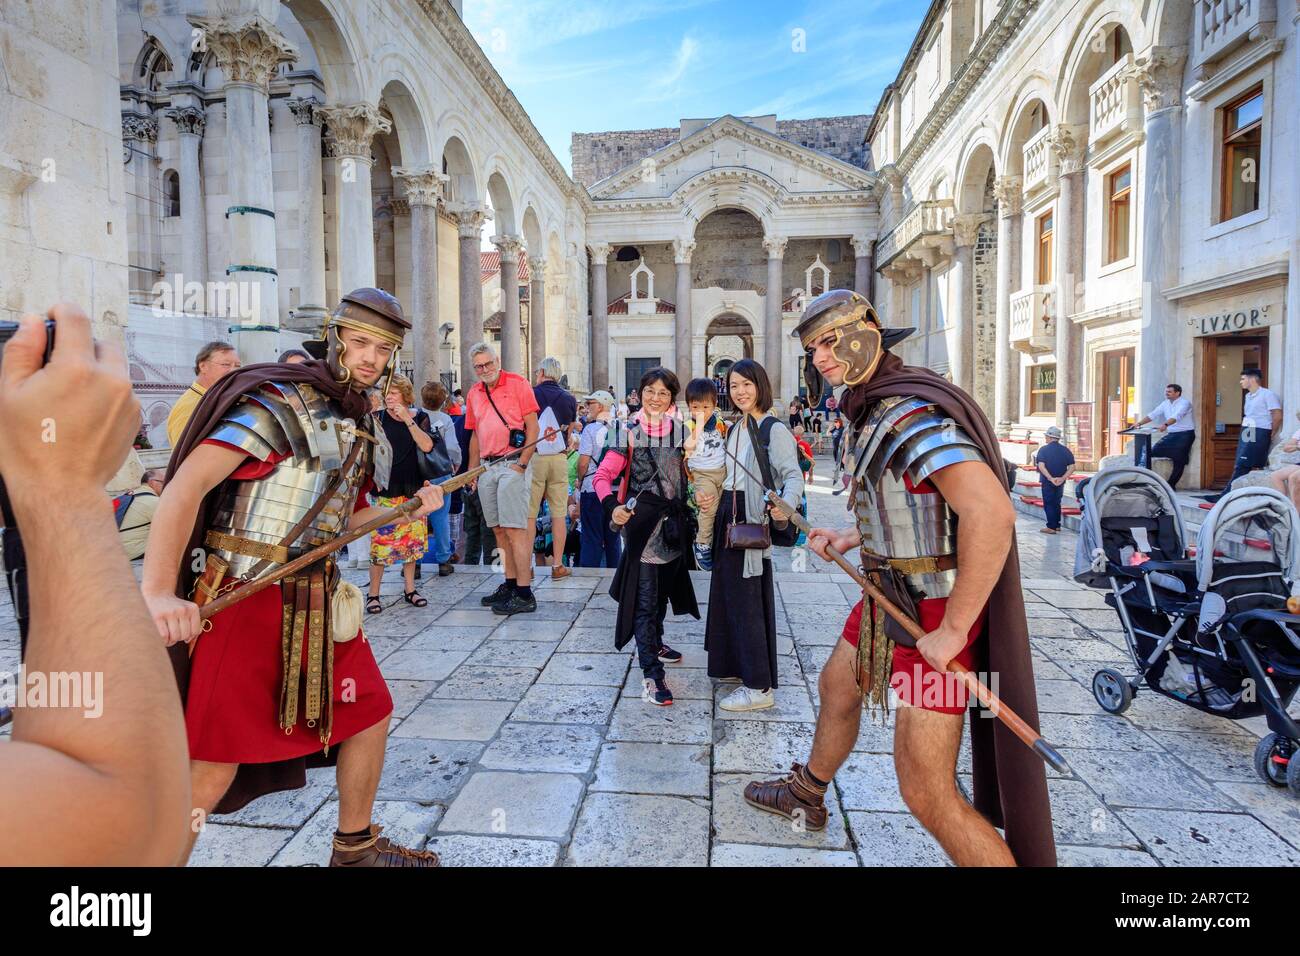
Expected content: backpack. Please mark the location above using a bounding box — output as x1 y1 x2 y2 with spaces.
747 417 805 548
112 490 156 531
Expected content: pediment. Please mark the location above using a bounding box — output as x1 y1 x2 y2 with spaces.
588 115 876 203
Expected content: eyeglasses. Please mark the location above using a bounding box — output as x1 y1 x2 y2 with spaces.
473 360 497 371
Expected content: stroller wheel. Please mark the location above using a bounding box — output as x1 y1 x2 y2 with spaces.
1092 668 1133 715
1252 733 1292 789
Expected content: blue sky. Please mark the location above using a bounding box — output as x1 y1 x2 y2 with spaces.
462 0 926 173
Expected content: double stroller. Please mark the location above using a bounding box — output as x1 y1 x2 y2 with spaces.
1074 466 1300 794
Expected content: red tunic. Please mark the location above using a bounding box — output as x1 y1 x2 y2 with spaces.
185 441 393 763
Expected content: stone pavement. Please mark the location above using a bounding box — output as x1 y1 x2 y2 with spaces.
2 457 1298 866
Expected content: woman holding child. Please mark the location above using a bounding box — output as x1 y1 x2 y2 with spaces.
703 359 804 711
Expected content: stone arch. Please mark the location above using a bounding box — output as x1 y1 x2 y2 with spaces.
439 132 479 204
1056 2 1145 126
285 0 365 103
704 311 757 379
521 205 543 256
999 81 1055 176
691 208 766 293
676 170 780 235
485 167 517 235
1142 0 1194 50
956 140 998 215
129 36 175 90
377 77 432 166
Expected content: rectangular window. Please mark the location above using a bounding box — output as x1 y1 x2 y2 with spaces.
1220 85 1262 223
1036 211 1054 285
1105 164 1132 264
1028 364 1057 416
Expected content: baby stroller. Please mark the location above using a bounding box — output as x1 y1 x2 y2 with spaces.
1074 466 1300 794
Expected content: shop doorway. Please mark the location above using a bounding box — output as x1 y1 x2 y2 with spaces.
1198 334 1269 487
1099 347 1137 459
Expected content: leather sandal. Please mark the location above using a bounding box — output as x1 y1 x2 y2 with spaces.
403 590 428 608
329 824 440 868
366 594 383 614
743 762 829 831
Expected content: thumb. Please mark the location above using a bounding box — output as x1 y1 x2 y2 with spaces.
0 313 47 386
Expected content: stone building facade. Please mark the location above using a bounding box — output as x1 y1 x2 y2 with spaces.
868 0 1300 487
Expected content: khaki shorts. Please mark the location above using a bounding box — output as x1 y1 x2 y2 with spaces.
478 462 530 529
528 452 571 523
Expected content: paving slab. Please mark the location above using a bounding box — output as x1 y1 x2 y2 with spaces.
391 698 515 742
479 721 604 774
591 741 711 797
566 792 711 866
439 771 584 838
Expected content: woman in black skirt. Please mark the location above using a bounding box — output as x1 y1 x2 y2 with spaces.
704 359 804 711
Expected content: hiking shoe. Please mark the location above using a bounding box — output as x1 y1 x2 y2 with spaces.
438 562 455 577
492 592 537 616
657 644 683 665
693 543 713 570
642 677 673 706
719 685 775 712
480 582 513 606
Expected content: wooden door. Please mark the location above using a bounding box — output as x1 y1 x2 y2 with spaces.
1101 348 1136 457
1199 336 1269 487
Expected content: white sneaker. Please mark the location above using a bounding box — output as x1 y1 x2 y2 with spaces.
719 685 775 712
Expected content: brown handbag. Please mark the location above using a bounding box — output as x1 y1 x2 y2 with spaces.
723 428 770 550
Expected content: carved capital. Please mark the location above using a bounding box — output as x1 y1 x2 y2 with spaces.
121 112 159 144
286 96 323 128
993 175 1023 217
672 238 696 264
529 257 547 280
187 14 298 93
850 234 874 259
1132 46 1188 114
164 105 205 137
1047 124 1086 174
392 165 448 207
320 103 392 160
589 242 612 266
762 236 788 260
492 234 525 262
450 203 491 239
952 214 987 248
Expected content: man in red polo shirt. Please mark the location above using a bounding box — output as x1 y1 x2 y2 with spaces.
465 342 540 614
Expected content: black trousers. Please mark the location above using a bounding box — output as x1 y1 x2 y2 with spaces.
462 489 497 565
1150 430 1195 488
1042 479 1064 530
632 561 670 681
1226 427 1273 491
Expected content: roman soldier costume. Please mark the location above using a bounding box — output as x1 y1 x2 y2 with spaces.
744 289 1056 867
164 287 438 867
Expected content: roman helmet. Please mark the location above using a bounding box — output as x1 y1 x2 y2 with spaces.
791 289 915 405
304 287 411 393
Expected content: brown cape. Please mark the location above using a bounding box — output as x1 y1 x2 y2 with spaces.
841 352 1057 867
164 360 372 813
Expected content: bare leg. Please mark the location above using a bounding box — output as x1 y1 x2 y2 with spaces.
335 715 391 833
807 638 864 781
507 527 533 587
894 706 1015 866
367 561 383 598
402 560 416 593
494 526 515 578
182 760 239 863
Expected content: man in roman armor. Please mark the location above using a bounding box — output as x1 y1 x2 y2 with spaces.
743 289 1056 866
142 288 444 867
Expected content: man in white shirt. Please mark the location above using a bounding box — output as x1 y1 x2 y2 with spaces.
1136 383 1196 488
1219 368 1283 496
576 390 622 568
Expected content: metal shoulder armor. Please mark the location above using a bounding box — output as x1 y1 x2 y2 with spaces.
853 396 985 486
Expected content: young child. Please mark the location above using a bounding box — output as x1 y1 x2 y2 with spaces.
792 425 815 483
683 378 728 570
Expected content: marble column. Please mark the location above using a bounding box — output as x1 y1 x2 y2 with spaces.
993 175 1023 431
763 235 787 396
286 96 326 330
672 238 695 381
1051 125 1085 427
529 256 547 372
851 235 873 298
393 165 447 388
590 243 611 390
1134 47 1189 415
320 103 391 299
1289 16 1300 421
121 111 159 300
163 105 207 302
951 215 983 396
453 205 490 391
189 13 296 363
493 235 524 374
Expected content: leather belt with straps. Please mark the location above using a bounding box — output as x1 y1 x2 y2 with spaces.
205 531 290 565
861 552 959 576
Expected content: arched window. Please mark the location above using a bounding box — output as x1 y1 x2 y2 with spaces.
163 170 180 218
137 40 173 92
1108 26 1133 66
615 245 640 262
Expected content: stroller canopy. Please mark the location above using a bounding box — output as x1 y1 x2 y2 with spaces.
1074 466 1188 588
1196 486 1300 592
